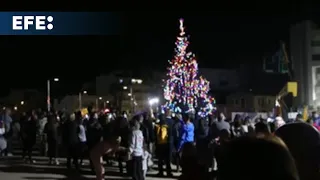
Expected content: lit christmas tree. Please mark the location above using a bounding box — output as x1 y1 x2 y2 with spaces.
163 18 216 117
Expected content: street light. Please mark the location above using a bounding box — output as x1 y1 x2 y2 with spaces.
47 77 59 112
149 97 159 106
131 79 143 84
123 86 128 90
99 97 102 100
128 93 132 96
137 79 143 84
14 106 17 111
106 101 109 103
20 101 24 105
79 90 89 110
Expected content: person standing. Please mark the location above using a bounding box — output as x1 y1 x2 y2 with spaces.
62 113 80 169
1 109 13 156
87 112 103 172
0 119 7 156
44 114 59 165
20 111 37 164
38 112 48 156
129 120 144 180
142 143 151 180
76 111 87 166
178 113 195 151
173 114 183 172
155 114 173 177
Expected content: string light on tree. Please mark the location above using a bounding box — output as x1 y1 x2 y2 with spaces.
163 18 216 117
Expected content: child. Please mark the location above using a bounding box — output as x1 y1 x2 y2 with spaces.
142 143 152 179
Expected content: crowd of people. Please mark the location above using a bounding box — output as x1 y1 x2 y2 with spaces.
0 107 319 180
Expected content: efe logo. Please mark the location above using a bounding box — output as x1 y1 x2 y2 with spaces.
12 16 53 30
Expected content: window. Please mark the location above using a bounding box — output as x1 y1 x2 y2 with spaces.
312 54 320 61
240 98 245 108
233 99 239 105
268 99 272 105
258 98 265 107
219 75 228 86
311 40 320 47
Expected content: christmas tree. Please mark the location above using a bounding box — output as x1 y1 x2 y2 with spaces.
163 18 216 117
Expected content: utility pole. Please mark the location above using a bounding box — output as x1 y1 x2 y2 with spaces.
79 92 82 110
47 80 50 112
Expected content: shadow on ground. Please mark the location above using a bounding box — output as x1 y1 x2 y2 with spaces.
0 158 128 180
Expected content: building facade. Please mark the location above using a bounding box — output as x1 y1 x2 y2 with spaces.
95 72 153 113
0 89 45 111
57 95 112 113
199 68 241 91
290 20 320 107
226 92 276 113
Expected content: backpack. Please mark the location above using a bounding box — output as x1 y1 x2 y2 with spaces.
156 124 168 144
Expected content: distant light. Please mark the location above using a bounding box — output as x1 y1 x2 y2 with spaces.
123 86 128 90
131 79 136 83
149 97 159 106
20 101 24 105
106 101 109 103
104 108 110 113
14 106 17 110
53 78 59 82
83 91 87 94
119 79 123 83
131 98 134 101
137 79 143 84
2 107 5 110
99 97 102 100
249 89 252 92
128 93 132 96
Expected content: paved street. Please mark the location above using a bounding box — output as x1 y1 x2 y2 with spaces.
0 137 180 179
0 156 179 180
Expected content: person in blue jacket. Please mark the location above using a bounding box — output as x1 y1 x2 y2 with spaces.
178 113 194 151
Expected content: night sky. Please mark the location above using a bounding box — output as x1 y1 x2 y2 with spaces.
1 10 320 96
